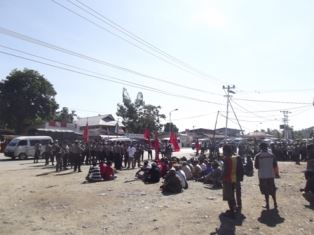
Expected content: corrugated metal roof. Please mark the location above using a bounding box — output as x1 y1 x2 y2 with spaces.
76 114 114 127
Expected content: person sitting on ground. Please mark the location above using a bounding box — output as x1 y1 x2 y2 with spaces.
300 170 314 207
99 160 106 176
144 162 161 183
181 161 193 180
101 161 115 181
203 160 213 176
160 168 182 194
202 161 222 188
135 160 151 180
174 164 188 189
158 158 169 178
191 160 203 180
86 161 103 183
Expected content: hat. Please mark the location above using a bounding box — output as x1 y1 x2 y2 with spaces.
169 167 176 172
151 162 157 167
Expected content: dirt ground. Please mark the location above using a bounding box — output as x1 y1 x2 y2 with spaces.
0 151 313 235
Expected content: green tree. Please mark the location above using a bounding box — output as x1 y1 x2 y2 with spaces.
0 69 58 134
55 107 76 123
116 88 165 134
163 122 179 133
269 129 281 138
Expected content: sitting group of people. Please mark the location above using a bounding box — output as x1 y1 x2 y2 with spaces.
85 161 115 183
135 161 161 184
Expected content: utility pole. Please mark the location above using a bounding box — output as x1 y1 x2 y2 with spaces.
280 110 291 140
212 110 220 145
222 85 235 140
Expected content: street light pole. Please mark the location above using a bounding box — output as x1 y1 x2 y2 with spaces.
169 108 178 133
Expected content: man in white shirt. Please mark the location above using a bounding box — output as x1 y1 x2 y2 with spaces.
127 144 136 169
255 142 278 210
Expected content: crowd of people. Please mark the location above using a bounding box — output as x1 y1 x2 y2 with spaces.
31 137 314 216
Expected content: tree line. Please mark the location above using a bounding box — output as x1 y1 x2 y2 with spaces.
0 68 178 135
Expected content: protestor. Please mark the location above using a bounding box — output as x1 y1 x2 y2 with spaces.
158 158 169 178
300 170 314 207
174 164 188 189
101 161 115 181
181 161 193 180
199 161 222 188
160 168 182 194
255 142 278 210
135 160 151 180
222 144 244 218
191 160 203 179
144 162 161 183
86 161 103 183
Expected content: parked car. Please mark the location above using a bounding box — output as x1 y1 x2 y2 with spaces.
4 136 53 160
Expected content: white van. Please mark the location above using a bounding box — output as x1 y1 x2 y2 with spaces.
4 136 53 159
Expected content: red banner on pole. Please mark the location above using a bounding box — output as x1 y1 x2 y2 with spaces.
83 122 89 143
170 131 180 152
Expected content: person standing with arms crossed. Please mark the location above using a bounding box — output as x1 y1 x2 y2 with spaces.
255 142 278 210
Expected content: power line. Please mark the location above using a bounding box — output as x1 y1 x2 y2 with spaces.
0 49 224 106
231 99 276 122
54 0 224 85
51 0 224 85
237 88 314 94
233 105 311 113
0 26 222 96
234 97 311 105
172 111 218 121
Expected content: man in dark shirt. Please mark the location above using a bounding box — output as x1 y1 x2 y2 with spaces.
300 170 314 207
144 162 161 183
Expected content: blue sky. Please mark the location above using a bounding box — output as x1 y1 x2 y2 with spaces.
0 0 313 133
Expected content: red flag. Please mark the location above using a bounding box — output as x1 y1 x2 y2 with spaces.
83 122 89 143
49 120 56 126
154 131 160 161
170 131 180 152
144 129 150 142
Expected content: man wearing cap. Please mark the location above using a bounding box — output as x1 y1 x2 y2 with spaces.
255 142 278 210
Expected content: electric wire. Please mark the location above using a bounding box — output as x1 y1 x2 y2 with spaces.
0 26 222 96
230 99 277 122
0 50 224 105
172 111 218 121
51 0 224 85
234 97 311 105
67 0 223 84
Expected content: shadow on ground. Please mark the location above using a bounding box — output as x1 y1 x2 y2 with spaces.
257 209 285 227
210 212 246 235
